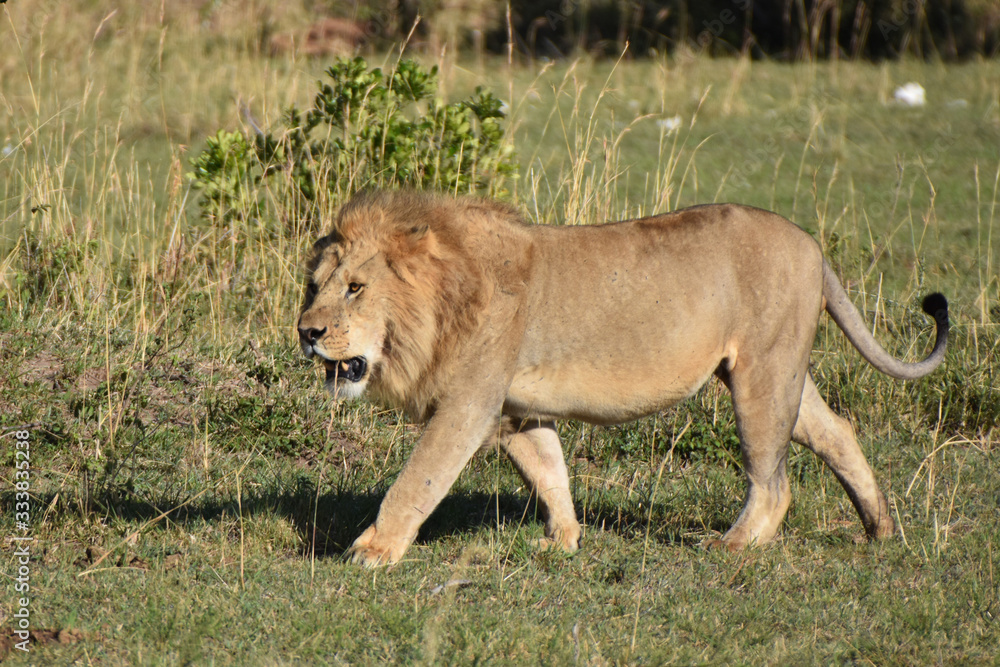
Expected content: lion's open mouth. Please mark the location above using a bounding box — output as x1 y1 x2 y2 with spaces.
324 356 367 383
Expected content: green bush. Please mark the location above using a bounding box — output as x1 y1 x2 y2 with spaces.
189 57 515 229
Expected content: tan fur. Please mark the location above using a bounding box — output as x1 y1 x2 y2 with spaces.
298 190 948 567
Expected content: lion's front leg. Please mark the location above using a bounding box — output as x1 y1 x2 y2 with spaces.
346 394 506 568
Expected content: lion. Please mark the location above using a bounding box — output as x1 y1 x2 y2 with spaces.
297 190 949 567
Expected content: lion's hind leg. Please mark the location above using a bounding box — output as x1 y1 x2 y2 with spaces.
792 374 894 539
715 356 807 549
500 419 581 553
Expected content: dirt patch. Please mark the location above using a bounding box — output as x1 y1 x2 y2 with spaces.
16 351 62 386
77 367 107 391
296 431 366 470
0 628 85 659
5 344 106 393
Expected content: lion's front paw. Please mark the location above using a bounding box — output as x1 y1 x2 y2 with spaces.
345 525 411 568
702 536 746 551
537 525 581 554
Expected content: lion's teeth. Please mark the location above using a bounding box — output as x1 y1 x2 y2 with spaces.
340 361 350 372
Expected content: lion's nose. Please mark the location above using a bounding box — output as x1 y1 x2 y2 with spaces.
298 326 327 346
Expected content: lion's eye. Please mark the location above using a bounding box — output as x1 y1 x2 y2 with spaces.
347 282 363 295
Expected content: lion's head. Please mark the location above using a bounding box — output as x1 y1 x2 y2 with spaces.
297 191 492 417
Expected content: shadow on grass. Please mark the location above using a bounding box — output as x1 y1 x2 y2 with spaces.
12 479 732 557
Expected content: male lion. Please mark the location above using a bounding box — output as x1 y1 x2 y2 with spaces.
298 190 948 567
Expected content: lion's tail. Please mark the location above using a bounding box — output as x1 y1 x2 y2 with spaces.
823 261 949 381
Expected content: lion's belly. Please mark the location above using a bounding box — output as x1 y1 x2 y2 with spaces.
504 353 721 425
503 211 758 424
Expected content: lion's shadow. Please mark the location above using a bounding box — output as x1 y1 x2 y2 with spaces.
286 487 731 555
40 479 728 556
241 486 728 556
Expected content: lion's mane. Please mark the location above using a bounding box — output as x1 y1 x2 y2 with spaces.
319 191 521 418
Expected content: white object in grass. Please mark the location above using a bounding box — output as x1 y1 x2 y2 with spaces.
894 82 926 107
657 115 682 133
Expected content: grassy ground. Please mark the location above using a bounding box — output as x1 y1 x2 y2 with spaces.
1 2 999 664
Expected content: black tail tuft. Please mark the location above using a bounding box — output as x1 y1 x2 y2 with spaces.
921 292 949 326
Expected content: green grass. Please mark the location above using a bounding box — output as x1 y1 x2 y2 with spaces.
1 1 999 664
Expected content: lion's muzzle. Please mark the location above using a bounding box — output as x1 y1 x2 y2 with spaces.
298 322 369 385
298 325 326 356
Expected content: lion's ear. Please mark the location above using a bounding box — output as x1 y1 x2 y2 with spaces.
386 223 438 284
314 230 342 250
408 224 429 242
399 223 434 253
